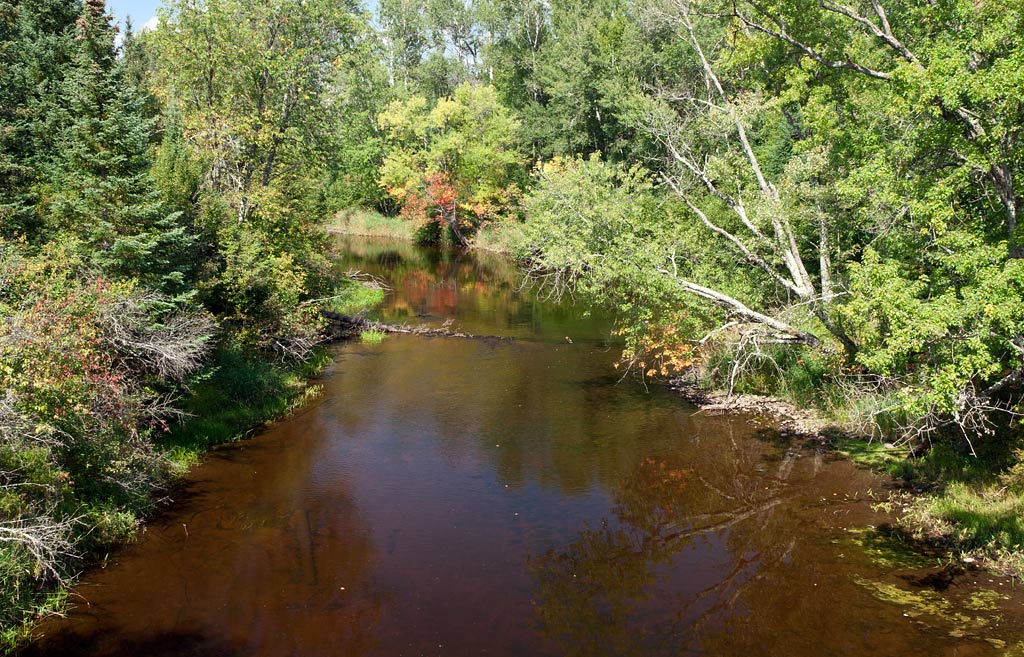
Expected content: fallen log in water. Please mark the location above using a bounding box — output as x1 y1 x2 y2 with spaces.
322 311 512 341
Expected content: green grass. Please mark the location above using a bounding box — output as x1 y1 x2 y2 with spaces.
327 208 415 240
0 588 66 653
892 442 1024 575
360 329 386 344
159 277 386 490
158 344 333 461
903 481 1024 574
323 278 386 316
471 221 525 253
832 435 905 470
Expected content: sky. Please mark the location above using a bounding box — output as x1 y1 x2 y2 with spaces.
107 0 163 33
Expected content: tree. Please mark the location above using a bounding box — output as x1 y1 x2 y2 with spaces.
722 0 1024 256
42 0 194 292
150 0 366 357
152 0 362 223
0 0 80 240
519 0 1024 442
378 0 430 92
378 83 523 245
325 17 396 212
623 1 842 347
707 0 1024 435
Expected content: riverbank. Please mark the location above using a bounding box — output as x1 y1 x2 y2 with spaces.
0 279 385 653
26 234 1024 657
326 208 522 254
327 217 1024 580
672 377 1024 579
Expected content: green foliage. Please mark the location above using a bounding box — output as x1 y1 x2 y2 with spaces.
152 0 363 215
518 155 756 372
205 227 327 359
160 344 330 455
360 329 386 344
0 242 214 630
378 83 524 243
839 246 1024 420
325 25 394 212
322 278 387 317
148 0 368 357
0 0 80 239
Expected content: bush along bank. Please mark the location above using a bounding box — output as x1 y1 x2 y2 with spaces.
0 257 383 651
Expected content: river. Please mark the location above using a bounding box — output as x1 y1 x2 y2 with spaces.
26 237 1024 656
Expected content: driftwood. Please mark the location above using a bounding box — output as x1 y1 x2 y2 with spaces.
322 311 512 342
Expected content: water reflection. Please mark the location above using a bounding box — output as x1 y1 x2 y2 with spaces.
335 236 607 342
28 406 386 657
26 237 1024 657
528 425 839 657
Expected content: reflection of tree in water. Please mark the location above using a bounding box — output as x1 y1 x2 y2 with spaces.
528 428 803 657
335 236 593 331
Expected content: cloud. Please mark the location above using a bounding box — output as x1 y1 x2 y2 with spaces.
114 15 158 51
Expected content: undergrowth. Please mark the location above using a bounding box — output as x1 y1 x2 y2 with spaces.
1 279 383 650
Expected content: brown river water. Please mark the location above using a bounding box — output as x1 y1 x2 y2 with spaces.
25 237 1024 656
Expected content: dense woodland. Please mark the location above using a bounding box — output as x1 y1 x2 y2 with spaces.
2 0 1024 644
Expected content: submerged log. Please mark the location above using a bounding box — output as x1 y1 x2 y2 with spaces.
321 311 512 342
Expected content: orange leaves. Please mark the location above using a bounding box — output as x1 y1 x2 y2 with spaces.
618 322 696 380
399 173 459 227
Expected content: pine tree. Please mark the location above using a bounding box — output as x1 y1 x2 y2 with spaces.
0 0 81 239
43 0 195 292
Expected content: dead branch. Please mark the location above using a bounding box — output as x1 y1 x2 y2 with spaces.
321 312 513 342
100 292 216 381
0 514 79 583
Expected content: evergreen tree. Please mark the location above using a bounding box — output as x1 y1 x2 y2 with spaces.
0 0 81 239
43 0 194 292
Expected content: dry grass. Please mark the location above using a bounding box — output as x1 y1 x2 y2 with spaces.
327 208 415 239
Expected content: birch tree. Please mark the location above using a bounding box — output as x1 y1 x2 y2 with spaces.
639 0 844 348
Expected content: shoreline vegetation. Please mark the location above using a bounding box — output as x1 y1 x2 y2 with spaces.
4 0 1024 651
0 280 384 652
326 208 522 254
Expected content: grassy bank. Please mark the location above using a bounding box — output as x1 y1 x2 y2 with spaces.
328 208 524 254
0 280 384 652
327 208 415 240
692 341 1024 577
